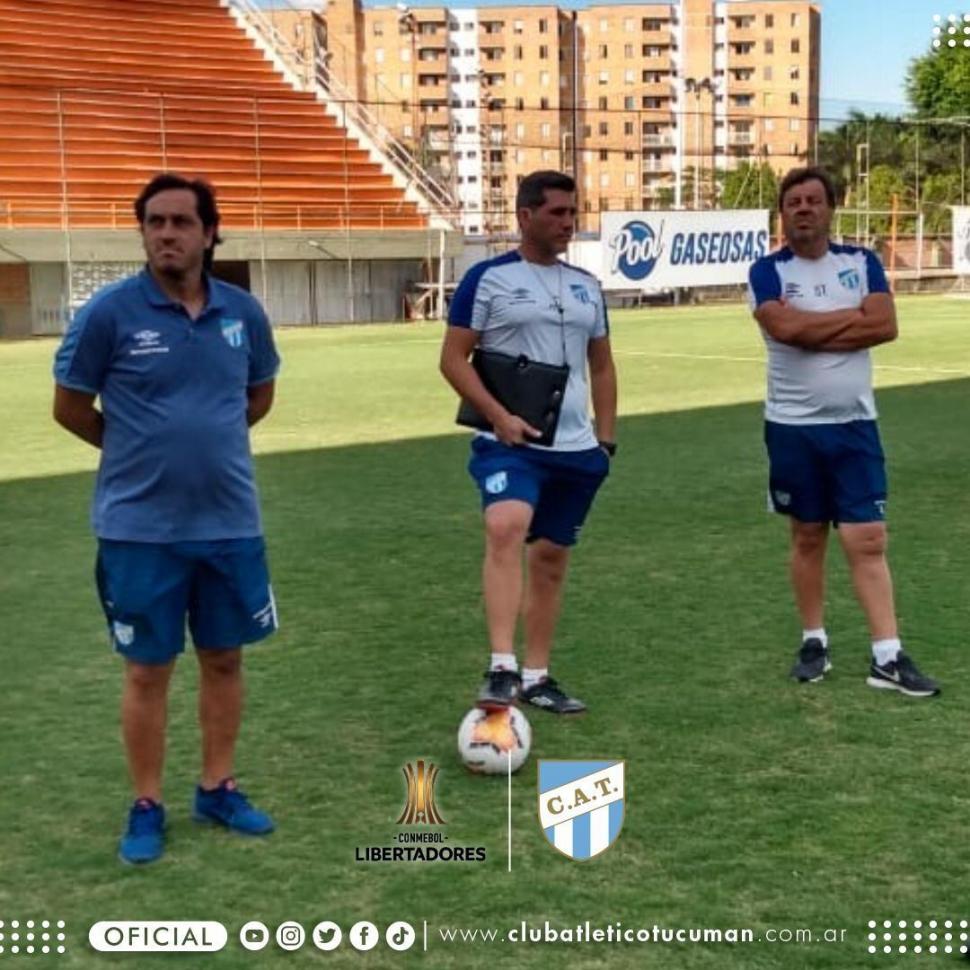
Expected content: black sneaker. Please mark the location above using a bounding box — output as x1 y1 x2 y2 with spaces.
520 677 587 715
790 637 832 683
477 668 521 709
867 651 940 698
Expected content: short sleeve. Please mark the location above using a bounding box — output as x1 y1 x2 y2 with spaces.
594 282 609 338
246 301 280 386
53 300 115 394
864 250 890 294
448 262 491 330
748 258 782 310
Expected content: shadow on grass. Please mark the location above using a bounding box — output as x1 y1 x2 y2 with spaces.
1 379 969 970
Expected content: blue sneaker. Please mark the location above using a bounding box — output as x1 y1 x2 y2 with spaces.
193 778 274 835
119 798 165 865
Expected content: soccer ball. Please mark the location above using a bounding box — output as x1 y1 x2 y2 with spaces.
457 707 532 774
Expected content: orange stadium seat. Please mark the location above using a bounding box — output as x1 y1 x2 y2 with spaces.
0 0 429 230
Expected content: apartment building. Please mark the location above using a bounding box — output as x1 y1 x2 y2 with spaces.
322 0 820 233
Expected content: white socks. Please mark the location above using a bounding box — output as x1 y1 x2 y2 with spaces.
522 667 548 691
803 628 828 648
490 653 517 672
872 638 901 666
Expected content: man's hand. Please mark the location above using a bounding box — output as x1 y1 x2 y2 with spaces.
492 412 543 446
53 384 103 448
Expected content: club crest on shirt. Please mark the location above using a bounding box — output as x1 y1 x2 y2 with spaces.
837 268 860 290
485 471 508 495
220 318 245 349
569 283 591 305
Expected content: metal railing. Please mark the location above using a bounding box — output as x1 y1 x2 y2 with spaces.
228 0 458 226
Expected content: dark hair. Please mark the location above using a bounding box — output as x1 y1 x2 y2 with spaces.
515 170 576 212
778 166 837 210
134 173 223 269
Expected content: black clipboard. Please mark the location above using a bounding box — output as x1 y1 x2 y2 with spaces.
456 348 569 448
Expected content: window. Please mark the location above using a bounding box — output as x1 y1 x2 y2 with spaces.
513 45 523 59
541 122 551 137
789 65 800 80
599 70 609 85
790 91 800 106
542 148 553 162
624 97 634 111
400 73 410 88
599 121 609 135
401 47 411 61
599 18 609 32
539 18 548 33
515 123 525 137
599 148 609 160
513 71 524 86
598 96 608 110
625 171 636 188
789 118 800 131
540 71 550 87
539 45 549 59
375 48 385 63
513 19 523 33
539 97 549 109
790 13 801 27
623 18 635 33
764 39 773 54
599 45 609 59
624 69 635 84
765 13 773 28
514 96 524 109
791 142 799 155
624 120 634 134
600 172 610 187
763 92 774 107
790 38 800 53
624 43 634 58
764 118 775 132
763 65 773 81
373 21 384 35
403 123 413 137
624 151 634 161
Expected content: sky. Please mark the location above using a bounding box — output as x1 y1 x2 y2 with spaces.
345 0 952 119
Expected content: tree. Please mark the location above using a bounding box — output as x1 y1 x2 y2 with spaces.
906 21 970 119
718 161 778 209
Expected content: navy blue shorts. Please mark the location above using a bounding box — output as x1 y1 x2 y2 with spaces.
95 537 277 665
468 437 609 547
764 420 887 524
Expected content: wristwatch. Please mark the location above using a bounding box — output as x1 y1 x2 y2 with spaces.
598 440 617 457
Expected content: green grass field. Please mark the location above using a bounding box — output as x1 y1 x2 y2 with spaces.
1 295 968 969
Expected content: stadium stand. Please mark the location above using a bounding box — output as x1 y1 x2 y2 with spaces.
0 0 430 231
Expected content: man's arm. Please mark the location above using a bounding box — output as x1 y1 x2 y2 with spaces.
53 385 103 448
439 326 541 445
754 300 863 349
247 379 275 427
812 292 898 351
587 335 617 446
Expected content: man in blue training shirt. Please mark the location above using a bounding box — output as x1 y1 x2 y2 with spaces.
748 165 938 697
53 174 281 863
440 170 618 715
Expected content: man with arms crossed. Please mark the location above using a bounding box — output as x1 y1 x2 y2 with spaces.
749 166 938 697
53 174 281 863
441 170 617 714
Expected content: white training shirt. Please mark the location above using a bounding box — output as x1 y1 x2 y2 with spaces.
448 250 609 451
748 243 891 425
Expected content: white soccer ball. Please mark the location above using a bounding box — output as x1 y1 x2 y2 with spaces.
457 707 532 774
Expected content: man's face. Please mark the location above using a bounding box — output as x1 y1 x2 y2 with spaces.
140 188 214 279
780 178 833 248
520 188 577 254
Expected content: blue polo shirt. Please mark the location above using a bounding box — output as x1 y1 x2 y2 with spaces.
54 269 280 542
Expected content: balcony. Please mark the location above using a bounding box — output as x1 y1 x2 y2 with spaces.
727 129 754 145
642 132 675 148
